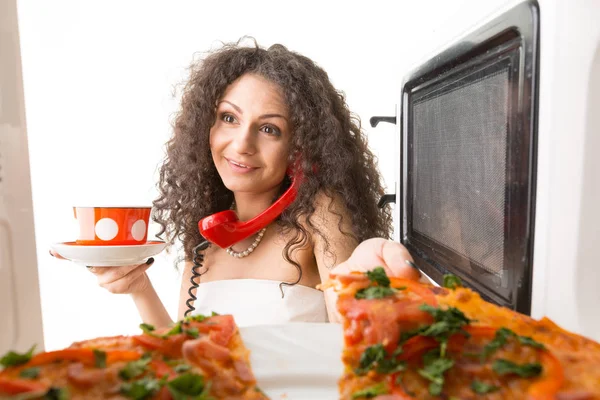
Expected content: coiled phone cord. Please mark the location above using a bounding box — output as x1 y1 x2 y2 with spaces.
184 240 210 317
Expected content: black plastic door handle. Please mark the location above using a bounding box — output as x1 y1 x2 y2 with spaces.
378 194 396 208
370 116 397 127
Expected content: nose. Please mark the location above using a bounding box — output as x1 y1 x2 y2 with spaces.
232 124 257 155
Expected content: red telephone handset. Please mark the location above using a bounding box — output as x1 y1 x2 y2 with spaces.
198 168 300 248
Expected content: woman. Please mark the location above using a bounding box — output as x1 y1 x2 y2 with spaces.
54 39 420 327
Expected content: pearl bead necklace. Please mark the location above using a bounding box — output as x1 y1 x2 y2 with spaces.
225 227 267 258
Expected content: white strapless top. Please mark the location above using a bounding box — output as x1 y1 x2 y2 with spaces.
190 279 329 326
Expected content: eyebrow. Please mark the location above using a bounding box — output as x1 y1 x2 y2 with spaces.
219 100 288 121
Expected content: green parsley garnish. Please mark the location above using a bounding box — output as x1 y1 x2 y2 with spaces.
174 364 192 373
167 373 212 400
119 357 152 381
492 359 543 378
165 323 184 336
139 323 155 333
19 367 41 379
417 350 454 396
185 313 212 323
120 377 164 400
184 327 200 338
351 382 388 399
366 267 391 287
141 320 203 340
0 345 36 368
471 379 499 394
93 349 107 368
418 304 472 357
399 327 426 344
482 328 545 360
481 327 513 359
443 274 463 289
355 286 399 300
44 387 69 400
355 344 405 375
355 267 404 300
356 344 386 375
518 335 546 350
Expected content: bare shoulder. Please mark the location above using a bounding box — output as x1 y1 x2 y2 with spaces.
304 191 358 270
313 190 348 213
304 192 358 321
305 191 353 235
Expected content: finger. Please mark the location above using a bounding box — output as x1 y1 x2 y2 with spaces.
379 240 421 281
99 263 151 292
332 238 421 281
92 258 154 285
87 264 140 281
49 249 67 260
333 238 393 273
100 266 150 294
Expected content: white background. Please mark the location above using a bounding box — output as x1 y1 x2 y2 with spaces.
16 0 511 350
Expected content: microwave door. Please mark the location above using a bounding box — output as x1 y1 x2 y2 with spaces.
398 0 539 314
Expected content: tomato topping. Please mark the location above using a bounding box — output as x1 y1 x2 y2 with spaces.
67 363 107 388
132 333 188 359
188 315 236 347
149 359 177 380
527 349 564 400
386 381 419 400
341 296 433 351
0 377 48 395
132 315 235 358
27 349 140 368
389 278 437 307
183 337 231 363
106 350 142 364
157 386 173 400
376 394 414 400
329 271 370 285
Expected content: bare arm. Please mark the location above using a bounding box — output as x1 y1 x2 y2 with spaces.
50 250 173 328
131 281 173 328
79 260 173 328
308 193 359 323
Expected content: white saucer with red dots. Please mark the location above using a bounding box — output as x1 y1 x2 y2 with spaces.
50 241 166 267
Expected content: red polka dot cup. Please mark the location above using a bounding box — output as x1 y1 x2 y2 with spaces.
73 206 152 246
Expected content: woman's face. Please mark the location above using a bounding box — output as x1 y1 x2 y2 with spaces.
210 73 291 195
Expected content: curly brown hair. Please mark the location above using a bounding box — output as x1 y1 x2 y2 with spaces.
153 38 392 282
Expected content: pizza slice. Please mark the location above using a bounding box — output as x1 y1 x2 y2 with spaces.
323 268 600 399
0 313 268 400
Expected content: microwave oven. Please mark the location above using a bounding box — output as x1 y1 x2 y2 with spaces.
373 0 599 341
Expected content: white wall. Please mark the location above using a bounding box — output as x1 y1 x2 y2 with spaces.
16 0 511 350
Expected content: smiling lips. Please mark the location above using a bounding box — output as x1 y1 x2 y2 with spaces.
226 158 258 173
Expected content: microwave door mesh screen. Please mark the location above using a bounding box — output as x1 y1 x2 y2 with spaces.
412 68 509 275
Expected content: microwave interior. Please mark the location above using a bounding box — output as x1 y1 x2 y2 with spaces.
401 0 539 314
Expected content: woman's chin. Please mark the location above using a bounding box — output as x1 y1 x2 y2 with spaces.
222 181 281 197
222 181 257 194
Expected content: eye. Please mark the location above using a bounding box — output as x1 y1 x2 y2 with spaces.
221 113 237 124
261 124 281 137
